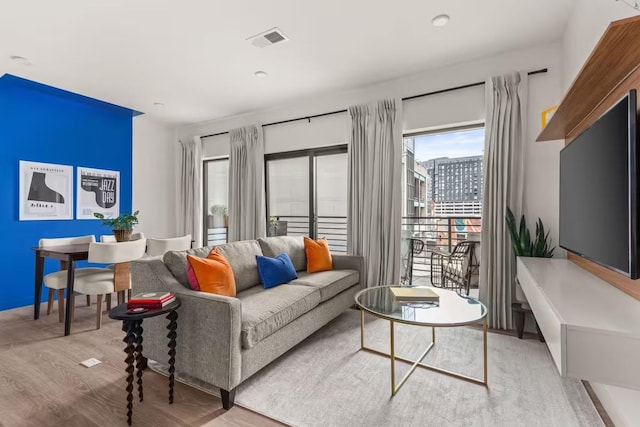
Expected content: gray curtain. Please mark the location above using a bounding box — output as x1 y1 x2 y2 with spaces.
228 125 266 241
479 72 527 330
177 136 202 246
347 99 402 288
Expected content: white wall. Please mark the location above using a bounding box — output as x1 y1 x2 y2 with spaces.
133 115 177 238
522 61 565 259
562 0 639 90
561 2 640 425
183 42 564 247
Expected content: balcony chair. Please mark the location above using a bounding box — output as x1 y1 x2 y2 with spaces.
44 239 147 329
400 238 426 286
40 235 97 322
146 234 192 257
430 240 478 295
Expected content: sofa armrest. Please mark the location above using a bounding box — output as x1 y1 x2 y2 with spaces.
332 254 365 286
131 258 243 390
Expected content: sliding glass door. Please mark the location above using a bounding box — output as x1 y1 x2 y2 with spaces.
266 145 348 253
203 158 229 246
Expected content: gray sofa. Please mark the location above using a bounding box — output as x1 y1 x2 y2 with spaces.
131 236 364 409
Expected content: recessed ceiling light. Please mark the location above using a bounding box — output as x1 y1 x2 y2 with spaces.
431 14 450 27
9 55 32 65
254 71 268 78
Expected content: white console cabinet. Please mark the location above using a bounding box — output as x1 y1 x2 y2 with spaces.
516 257 640 390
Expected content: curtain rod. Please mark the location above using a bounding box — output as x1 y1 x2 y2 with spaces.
200 68 547 139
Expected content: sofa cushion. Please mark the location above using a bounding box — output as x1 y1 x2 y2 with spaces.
164 246 213 289
257 236 306 272
290 269 359 302
256 253 297 289
237 284 321 349
303 237 333 273
163 241 263 292
215 240 264 292
187 249 236 297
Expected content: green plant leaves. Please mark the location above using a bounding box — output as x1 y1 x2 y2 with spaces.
93 210 139 231
505 207 555 258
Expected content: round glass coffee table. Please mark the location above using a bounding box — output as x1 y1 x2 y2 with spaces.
355 285 488 395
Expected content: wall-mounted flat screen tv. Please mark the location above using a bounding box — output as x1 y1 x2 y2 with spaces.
559 89 638 278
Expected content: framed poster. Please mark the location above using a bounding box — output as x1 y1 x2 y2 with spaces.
19 160 73 220
76 167 120 220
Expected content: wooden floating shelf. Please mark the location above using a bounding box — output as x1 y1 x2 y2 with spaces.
537 15 640 142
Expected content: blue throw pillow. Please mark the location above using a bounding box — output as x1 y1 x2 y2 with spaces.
256 252 298 289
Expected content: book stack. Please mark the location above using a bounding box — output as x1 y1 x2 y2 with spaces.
127 292 176 309
390 287 440 303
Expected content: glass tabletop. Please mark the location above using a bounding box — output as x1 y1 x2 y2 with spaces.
355 286 487 327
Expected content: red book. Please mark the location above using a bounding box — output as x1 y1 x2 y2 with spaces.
128 292 173 305
128 296 176 309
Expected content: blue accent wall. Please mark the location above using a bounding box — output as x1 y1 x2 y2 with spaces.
0 74 136 311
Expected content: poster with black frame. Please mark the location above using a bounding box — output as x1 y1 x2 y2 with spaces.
76 167 120 220
19 160 73 221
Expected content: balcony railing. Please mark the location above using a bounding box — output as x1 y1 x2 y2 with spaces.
205 215 480 282
402 215 482 279
206 215 348 254
206 227 228 247
268 215 347 254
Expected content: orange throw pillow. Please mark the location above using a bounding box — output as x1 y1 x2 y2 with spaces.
187 249 236 297
304 237 333 273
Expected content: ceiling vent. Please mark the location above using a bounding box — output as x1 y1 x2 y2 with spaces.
247 27 289 48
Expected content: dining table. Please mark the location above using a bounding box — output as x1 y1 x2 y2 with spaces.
33 243 90 336
33 243 132 336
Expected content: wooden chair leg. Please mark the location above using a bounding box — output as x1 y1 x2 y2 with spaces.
70 293 76 322
106 294 112 311
57 289 65 323
127 289 132 302
47 289 54 315
86 295 91 306
96 295 103 330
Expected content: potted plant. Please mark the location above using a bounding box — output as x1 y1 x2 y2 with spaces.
268 216 288 237
94 211 140 242
210 205 228 228
506 207 555 308
268 216 278 237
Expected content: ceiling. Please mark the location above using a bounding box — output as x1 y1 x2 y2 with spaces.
0 0 576 126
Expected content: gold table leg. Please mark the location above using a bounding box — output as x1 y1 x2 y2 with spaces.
359 309 488 395
390 320 395 395
483 317 488 384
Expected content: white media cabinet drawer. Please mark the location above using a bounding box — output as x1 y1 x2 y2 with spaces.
516 257 640 390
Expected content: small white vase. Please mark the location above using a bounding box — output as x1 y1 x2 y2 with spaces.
515 280 530 310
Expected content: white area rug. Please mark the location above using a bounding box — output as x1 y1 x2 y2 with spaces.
155 309 604 427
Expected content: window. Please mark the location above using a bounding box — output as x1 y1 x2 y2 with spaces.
266 145 348 253
401 125 484 281
203 158 229 246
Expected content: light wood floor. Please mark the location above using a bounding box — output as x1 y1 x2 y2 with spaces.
0 301 284 427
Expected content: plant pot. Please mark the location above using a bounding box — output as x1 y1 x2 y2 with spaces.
113 229 132 242
515 279 530 310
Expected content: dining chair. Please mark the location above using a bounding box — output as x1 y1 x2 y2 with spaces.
99 232 146 303
45 239 147 329
146 234 192 257
40 235 97 322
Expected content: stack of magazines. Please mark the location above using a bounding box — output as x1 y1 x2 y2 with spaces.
390 287 440 302
127 292 176 309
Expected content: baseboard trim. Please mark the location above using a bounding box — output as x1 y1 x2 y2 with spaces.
582 381 615 427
